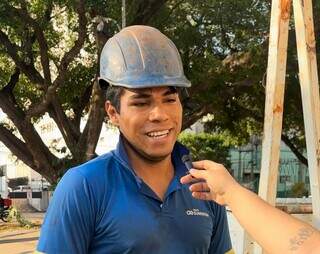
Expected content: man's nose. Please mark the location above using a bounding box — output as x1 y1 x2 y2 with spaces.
149 105 169 122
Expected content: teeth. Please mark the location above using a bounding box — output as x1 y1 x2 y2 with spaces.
147 130 169 137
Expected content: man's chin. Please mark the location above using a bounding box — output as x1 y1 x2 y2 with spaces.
142 152 171 162
122 135 174 162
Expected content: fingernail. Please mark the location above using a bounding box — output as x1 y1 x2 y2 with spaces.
189 169 195 174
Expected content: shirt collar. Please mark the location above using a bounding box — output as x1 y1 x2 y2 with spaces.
112 134 190 186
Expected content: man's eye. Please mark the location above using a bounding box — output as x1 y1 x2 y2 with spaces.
132 102 148 107
166 98 176 103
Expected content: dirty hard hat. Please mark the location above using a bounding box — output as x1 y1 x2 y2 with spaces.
98 25 191 89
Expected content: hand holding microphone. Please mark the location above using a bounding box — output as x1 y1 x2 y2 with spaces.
180 160 238 206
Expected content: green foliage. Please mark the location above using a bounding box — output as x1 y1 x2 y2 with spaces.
178 132 234 167
1 0 319 182
0 0 100 112
153 0 271 144
59 63 96 112
8 207 37 228
0 56 15 89
290 182 309 198
159 0 319 157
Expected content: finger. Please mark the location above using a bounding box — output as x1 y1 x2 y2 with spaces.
189 182 210 192
192 160 221 171
191 192 212 201
188 168 207 180
180 174 199 184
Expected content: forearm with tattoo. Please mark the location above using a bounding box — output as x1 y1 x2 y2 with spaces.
289 227 314 252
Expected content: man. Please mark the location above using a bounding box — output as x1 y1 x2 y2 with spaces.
37 25 233 254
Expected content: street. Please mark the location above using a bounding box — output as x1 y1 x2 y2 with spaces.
0 229 40 254
0 212 44 254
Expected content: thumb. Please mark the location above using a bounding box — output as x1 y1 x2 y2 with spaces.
193 160 220 172
189 168 207 180
192 160 207 170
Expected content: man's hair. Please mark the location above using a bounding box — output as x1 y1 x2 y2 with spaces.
105 85 188 113
105 85 125 113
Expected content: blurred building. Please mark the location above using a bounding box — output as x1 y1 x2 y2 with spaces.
229 136 309 197
0 114 119 195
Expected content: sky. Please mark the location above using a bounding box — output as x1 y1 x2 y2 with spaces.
0 110 4 121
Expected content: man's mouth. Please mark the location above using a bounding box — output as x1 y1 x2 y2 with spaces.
146 129 170 139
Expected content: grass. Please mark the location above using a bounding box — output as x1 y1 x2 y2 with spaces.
0 207 42 232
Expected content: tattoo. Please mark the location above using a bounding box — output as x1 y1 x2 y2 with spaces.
289 227 314 251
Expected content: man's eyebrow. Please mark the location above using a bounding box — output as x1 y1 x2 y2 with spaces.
128 87 177 99
163 87 177 96
162 89 177 96
129 93 151 99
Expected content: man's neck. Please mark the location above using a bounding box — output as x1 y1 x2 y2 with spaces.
131 153 173 179
123 142 174 200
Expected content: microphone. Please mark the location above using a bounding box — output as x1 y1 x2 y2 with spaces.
181 154 193 171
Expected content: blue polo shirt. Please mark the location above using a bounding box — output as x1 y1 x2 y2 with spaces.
37 138 232 254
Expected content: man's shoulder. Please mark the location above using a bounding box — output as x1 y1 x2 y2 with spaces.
52 151 120 203
75 152 115 173
62 151 118 185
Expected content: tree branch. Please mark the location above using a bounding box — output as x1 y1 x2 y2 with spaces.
77 82 105 160
8 4 52 84
42 0 53 26
44 1 88 151
219 19 237 53
3 68 20 94
217 4 237 54
182 105 210 130
0 102 59 183
130 0 168 25
25 86 55 120
48 98 81 154
26 0 87 151
281 134 308 166
53 0 87 88
73 82 94 129
232 102 308 166
167 0 184 16
22 31 36 67
0 84 25 121
0 30 45 86
157 0 184 23
0 73 59 182
0 124 36 170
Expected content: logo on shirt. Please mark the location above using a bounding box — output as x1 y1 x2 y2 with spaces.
185 208 209 217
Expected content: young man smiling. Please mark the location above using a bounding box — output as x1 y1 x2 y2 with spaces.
106 86 182 200
37 25 234 254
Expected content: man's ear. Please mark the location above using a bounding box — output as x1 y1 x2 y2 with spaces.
105 101 119 126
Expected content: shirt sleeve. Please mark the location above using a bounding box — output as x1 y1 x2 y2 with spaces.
208 203 233 254
37 169 95 254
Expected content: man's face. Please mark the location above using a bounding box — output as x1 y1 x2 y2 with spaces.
106 86 183 161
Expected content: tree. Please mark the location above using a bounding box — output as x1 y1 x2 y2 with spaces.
1 0 319 184
178 132 234 168
164 0 320 166
290 182 309 198
0 0 169 184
